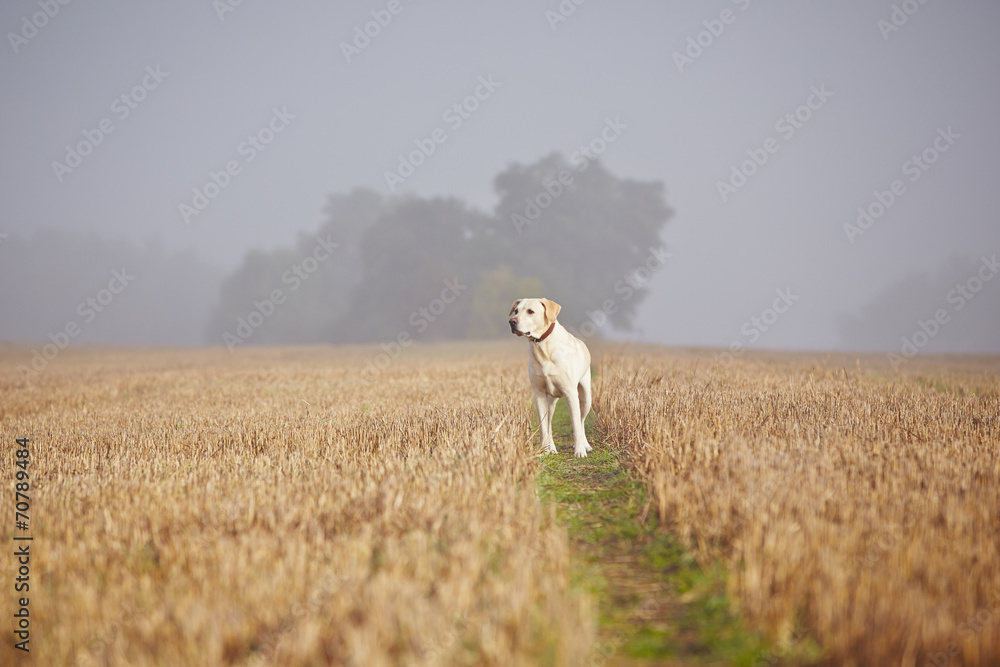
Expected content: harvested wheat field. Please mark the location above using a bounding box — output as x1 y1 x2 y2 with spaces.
1 341 998 666
597 346 1000 666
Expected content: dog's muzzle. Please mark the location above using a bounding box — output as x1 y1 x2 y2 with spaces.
509 319 521 336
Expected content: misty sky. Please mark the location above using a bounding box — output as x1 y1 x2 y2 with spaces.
2 1 998 352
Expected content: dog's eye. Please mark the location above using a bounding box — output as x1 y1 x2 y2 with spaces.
527 309 534 314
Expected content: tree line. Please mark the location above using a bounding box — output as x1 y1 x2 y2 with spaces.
207 153 675 347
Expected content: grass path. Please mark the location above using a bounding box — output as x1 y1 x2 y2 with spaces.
537 400 768 666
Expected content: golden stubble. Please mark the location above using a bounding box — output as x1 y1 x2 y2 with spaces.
0 342 593 667
595 347 1000 666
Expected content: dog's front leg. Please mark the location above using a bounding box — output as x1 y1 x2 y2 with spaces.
534 392 558 454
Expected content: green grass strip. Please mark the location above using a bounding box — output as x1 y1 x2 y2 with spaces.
536 399 775 666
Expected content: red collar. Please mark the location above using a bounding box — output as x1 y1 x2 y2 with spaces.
530 322 556 344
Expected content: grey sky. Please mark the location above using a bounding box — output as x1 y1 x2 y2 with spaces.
2 1 998 351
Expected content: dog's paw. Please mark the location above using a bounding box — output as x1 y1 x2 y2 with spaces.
544 443 558 454
584 441 593 452
574 447 588 458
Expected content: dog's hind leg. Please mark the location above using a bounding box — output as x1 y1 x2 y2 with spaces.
578 372 592 452
566 383 591 458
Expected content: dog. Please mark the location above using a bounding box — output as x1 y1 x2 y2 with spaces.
508 298 593 457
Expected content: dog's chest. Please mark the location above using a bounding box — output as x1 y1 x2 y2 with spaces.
529 357 566 397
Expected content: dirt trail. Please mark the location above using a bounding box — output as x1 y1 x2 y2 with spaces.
537 403 765 666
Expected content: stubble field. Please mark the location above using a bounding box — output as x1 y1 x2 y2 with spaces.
1 341 998 666
597 347 1000 665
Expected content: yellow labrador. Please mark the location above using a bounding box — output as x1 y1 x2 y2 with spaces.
508 298 593 457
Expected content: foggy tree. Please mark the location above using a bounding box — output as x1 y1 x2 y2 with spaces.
205 188 382 346
207 154 674 345
467 266 546 339
331 195 492 343
488 153 673 334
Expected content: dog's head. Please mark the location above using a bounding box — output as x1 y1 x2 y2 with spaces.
508 298 561 339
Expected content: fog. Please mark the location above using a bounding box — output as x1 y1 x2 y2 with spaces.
2 1 998 359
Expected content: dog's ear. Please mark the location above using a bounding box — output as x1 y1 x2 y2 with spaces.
508 299 522 317
541 299 561 324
